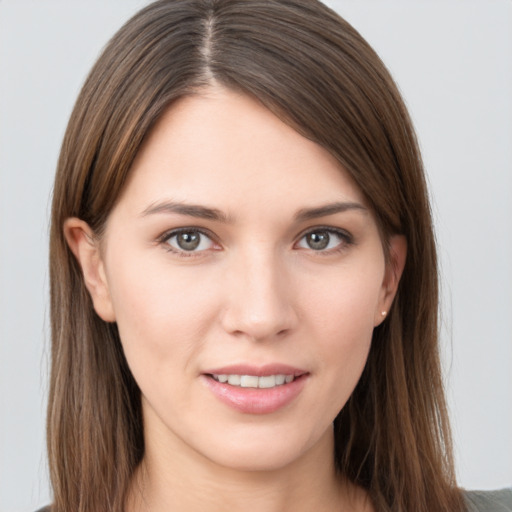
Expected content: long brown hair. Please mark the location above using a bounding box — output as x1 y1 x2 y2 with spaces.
48 1 466 511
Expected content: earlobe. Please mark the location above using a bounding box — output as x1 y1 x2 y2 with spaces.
374 235 407 326
63 218 116 322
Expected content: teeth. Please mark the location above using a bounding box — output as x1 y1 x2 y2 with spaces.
258 375 275 388
240 375 259 388
212 374 296 388
275 374 285 385
227 375 241 385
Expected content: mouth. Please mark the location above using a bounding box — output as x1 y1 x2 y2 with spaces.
209 373 297 389
202 365 309 414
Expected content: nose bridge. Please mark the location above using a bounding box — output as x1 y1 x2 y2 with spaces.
221 243 296 341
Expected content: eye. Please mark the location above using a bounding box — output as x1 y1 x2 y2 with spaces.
162 229 217 254
296 228 352 252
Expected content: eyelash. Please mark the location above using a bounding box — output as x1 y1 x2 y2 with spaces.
158 227 219 257
157 226 354 258
295 226 354 255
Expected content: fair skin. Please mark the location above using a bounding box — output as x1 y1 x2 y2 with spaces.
65 86 406 512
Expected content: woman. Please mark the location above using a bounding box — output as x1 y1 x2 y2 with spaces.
42 0 511 511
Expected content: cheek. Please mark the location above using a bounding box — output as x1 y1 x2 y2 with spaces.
304 261 384 338
314 287 374 377
105 252 222 375
302 263 383 396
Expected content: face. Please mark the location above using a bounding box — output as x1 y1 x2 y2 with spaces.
67 87 405 473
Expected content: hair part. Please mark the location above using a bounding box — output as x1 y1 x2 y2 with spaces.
48 1 465 511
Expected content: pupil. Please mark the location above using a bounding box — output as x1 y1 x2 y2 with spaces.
177 232 200 251
308 232 329 250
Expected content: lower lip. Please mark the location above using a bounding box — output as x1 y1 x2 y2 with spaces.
201 374 308 414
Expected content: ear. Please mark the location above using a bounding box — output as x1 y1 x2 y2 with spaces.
63 218 116 322
374 235 407 326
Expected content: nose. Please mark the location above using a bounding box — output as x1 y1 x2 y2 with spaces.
220 249 298 342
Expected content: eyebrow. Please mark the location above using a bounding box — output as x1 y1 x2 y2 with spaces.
141 201 231 222
141 200 367 223
294 201 367 221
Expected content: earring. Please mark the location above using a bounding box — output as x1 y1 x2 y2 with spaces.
381 311 387 317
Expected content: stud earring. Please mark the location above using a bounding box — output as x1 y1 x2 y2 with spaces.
381 311 387 317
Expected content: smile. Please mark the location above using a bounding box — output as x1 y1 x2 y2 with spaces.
203 365 309 414
211 374 295 388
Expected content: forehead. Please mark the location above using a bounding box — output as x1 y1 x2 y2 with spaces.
119 86 367 215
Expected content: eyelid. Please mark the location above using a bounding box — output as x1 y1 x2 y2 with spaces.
294 225 354 252
157 226 220 255
156 225 353 256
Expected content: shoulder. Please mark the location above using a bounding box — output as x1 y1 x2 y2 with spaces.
464 488 512 512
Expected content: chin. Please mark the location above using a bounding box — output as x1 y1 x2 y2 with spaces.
191 422 334 473
207 445 308 473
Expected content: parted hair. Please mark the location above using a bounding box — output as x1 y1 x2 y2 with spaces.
48 1 466 511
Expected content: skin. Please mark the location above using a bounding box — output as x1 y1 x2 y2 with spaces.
65 86 406 512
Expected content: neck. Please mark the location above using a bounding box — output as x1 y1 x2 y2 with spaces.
126 426 371 512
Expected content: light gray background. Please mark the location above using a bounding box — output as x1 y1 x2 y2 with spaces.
0 1 511 511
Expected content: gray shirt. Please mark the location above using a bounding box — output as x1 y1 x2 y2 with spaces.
465 488 512 512
35 488 512 511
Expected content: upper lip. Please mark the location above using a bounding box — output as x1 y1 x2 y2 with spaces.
202 364 308 377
